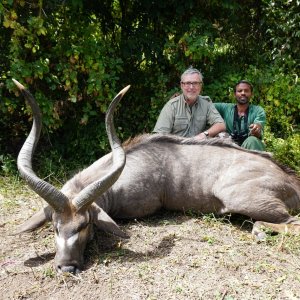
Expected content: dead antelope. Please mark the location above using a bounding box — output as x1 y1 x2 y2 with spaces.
13 79 300 274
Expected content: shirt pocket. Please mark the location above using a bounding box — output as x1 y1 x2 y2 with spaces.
193 115 207 131
194 114 207 124
173 116 189 134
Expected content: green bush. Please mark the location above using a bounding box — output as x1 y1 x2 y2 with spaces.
1 0 299 180
265 129 300 175
244 65 300 137
0 154 17 176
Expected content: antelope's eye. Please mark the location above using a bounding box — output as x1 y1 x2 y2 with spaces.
78 222 89 232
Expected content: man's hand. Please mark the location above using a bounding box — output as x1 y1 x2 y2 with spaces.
194 132 208 140
249 123 262 138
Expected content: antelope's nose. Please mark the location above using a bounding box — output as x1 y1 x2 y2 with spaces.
57 264 81 274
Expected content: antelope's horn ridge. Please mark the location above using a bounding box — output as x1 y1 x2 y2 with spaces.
73 85 130 211
14 79 68 212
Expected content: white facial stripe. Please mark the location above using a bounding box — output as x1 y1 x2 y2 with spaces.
56 233 79 249
67 233 79 247
56 235 66 250
55 211 91 251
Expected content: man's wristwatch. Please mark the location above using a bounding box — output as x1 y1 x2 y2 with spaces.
203 131 209 137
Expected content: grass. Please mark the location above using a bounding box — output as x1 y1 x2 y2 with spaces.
2 176 300 299
0 176 24 214
0 175 23 195
43 266 56 279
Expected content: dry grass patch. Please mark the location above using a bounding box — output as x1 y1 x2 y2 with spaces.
1 177 300 299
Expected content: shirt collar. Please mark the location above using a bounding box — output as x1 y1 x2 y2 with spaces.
182 95 199 107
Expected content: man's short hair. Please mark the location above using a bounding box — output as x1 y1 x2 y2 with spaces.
234 80 253 92
181 67 203 82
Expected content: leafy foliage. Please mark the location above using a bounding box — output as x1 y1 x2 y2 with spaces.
265 130 300 174
261 0 300 71
0 0 299 177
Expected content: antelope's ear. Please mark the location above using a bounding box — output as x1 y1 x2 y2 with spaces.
92 205 129 239
12 206 53 235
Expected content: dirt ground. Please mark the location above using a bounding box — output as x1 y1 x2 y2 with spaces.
1 181 300 300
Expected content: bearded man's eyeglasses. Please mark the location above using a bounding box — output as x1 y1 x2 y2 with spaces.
181 81 203 87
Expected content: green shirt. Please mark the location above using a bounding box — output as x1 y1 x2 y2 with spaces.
214 103 266 136
153 94 224 137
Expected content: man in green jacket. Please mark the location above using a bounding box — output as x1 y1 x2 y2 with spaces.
214 80 266 151
153 67 226 139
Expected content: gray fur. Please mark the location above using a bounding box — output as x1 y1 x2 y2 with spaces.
13 80 300 274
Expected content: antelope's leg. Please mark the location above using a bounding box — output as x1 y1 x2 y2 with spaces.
252 219 300 240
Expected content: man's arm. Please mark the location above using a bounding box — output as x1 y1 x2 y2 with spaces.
213 103 227 118
252 106 266 128
195 100 226 139
153 102 174 134
249 106 266 138
195 122 226 140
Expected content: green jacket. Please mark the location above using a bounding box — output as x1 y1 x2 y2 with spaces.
214 102 266 137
